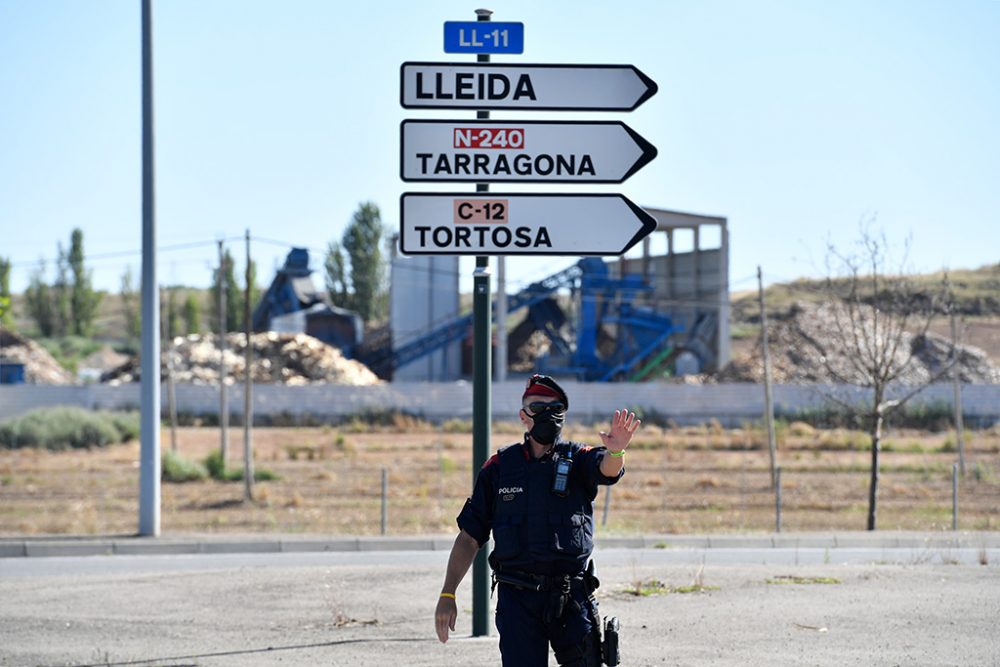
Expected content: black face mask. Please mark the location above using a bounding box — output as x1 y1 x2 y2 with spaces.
528 409 564 445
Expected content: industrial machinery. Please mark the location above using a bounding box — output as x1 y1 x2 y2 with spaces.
366 257 700 382
251 248 364 356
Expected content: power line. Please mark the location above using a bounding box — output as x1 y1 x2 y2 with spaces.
8 237 242 270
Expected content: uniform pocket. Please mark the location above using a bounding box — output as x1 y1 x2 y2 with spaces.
491 515 524 560
550 512 592 555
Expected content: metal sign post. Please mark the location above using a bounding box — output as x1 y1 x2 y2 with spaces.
470 7 493 641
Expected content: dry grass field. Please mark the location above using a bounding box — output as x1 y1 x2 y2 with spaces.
1 419 998 537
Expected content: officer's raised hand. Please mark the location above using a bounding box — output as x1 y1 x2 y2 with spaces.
599 407 641 453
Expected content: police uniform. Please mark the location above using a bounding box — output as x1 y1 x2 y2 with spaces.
457 435 623 666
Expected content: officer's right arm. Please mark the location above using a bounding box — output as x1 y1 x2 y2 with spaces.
436 457 497 643
435 529 480 643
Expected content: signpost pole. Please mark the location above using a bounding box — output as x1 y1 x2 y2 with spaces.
471 6 493 640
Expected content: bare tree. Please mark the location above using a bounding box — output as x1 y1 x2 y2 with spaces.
821 226 948 530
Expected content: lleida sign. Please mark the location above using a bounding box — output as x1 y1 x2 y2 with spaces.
400 120 658 183
400 62 658 111
399 193 657 256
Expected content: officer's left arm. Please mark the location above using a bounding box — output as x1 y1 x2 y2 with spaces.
598 407 640 478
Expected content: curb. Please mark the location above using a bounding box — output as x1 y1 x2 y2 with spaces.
2 532 998 559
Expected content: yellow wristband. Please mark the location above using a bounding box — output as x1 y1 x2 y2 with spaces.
439 592 456 600
608 449 626 458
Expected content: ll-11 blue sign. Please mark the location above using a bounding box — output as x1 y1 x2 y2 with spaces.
443 21 524 54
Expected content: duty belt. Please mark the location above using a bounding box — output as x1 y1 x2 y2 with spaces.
490 562 598 595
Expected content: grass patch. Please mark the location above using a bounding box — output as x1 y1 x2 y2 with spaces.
972 462 995 483
0 408 139 450
766 575 841 585
624 577 718 596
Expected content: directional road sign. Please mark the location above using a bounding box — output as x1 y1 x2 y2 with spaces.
400 62 658 111
444 21 524 54
400 120 657 183
399 193 657 256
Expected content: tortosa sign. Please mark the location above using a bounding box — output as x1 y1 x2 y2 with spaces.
400 120 658 183
399 193 657 256
400 62 658 111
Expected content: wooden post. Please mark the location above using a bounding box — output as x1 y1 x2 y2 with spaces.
243 230 254 501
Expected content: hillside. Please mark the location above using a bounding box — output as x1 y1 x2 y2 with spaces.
730 263 1000 366
4 263 999 379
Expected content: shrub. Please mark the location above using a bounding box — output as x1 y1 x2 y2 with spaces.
162 450 208 482
203 450 227 480
0 408 136 450
202 449 279 482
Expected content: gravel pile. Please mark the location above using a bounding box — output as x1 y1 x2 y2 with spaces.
719 302 1000 384
0 328 74 385
103 332 381 386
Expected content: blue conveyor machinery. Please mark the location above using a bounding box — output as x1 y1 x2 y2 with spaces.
370 257 685 382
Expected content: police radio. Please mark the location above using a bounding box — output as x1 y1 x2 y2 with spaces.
551 449 572 497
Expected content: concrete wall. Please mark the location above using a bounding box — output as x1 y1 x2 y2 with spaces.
1 382 997 426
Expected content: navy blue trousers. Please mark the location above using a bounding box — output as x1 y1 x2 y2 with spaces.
495 582 598 666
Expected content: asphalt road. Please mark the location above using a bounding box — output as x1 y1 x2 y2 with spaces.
2 545 999 667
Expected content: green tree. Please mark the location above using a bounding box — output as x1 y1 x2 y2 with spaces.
342 201 387 322
68 228 102 336
218 250 242 332
211 250 258 333
52 244 70 337
24 262 56 337
120 267 140 340
183 293 201 335
0 257 13 328
166 289 180 340
247 260 260 325
324 241 350 310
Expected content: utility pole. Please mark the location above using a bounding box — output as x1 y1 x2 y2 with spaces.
243 229 254 501
138 0 160 537
217 240 229 466
758 266 777 488
951 308 966 477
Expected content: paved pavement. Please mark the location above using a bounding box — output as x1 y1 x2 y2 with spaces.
2 533 999 666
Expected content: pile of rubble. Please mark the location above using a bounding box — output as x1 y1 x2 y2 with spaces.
719 302 1000 384
0 327 74 385
103 332 381 386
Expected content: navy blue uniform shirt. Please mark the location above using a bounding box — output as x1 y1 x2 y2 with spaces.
457 438 625 573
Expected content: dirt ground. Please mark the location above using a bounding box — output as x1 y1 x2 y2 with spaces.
2 421 998 537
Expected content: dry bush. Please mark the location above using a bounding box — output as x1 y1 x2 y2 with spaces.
695 476 721 489
788 421 817 437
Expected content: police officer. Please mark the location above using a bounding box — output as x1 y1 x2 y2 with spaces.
435 375 640 666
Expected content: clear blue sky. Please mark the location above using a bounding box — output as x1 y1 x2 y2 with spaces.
1 0 998 297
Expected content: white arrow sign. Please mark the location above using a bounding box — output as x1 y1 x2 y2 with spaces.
399 193 657 256
400 62 658 111
400 120 658 183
